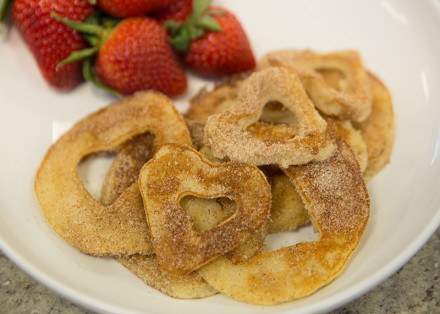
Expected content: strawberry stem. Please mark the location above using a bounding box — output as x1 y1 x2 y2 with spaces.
53 11 116 67
166 0 222 53
0 0 14 22
83 57 121 97
51 12 104 36
198 14 221 32
56 46 99 70
192 0 212 19
51 9 122 97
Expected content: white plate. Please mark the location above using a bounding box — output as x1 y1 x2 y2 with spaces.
1 0 440 313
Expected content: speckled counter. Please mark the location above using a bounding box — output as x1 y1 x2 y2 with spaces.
1 227 439 314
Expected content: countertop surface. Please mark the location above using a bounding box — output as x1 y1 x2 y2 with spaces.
0 227 439 314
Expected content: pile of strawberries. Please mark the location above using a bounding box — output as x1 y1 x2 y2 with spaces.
1 0 256 97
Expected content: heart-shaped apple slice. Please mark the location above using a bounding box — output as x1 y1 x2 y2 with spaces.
138 144 271 276
204 67 337 168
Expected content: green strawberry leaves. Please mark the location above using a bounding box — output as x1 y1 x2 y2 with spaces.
51 11 121 97
166 0 223 52
52 12 104 36
56 46 99 70
82 57 120 97
198 14 221 31
0 0 13 22
193 0 211 18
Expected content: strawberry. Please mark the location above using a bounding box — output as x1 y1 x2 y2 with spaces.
94 17 187 96
8 0 95 90
167 0 256 77
54 14 187 97
96 0 178 18
151 0 193 24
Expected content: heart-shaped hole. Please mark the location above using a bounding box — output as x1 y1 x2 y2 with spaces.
204 67 336 167
77 133 155 204
259 101 298 125
77 152 117 201
139 144 271 276
180 195 237 232
35 92 192 256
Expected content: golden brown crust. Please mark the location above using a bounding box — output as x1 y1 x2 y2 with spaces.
332 119 368 172
185 73 251 149
34 48 387 305
183 65 392 181
117 254 218 299
100 138 265 297
198 138 370 305
204 67 337 167
259 50 373 122
100 139 220 299
100 133 155 206
34 91 192 256
138 144 272 276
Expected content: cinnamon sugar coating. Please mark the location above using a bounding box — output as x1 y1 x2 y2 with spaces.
100 140 219 298
186 67 392 179
259 50 373 122
35 91 192 256
117 254 218 299
100 138 265 298
138 144 271 276
34 48 393 305
354 72 395 181
100 133 155 206
204 67 338 167
199 138 370 305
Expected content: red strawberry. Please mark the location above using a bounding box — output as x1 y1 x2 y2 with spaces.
10 0 95 90
96 0 178 18
151 0 192 24
183 6 255 77
167 1 256 77
54 15 187 97
95 17 187 96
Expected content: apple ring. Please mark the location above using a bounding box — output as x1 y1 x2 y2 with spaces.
354 72 395 181
333 119 368 172
204 67 337 167
259 50 373 122
35 91 192 256
138 144 271 276
198 137 370 305
186 72 297 139
99 136 218 299
117 254 218 299
101 136 266 287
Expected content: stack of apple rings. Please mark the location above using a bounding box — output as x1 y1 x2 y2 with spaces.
35 49 395 305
